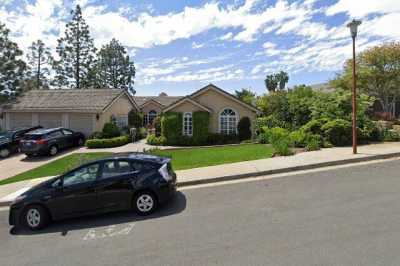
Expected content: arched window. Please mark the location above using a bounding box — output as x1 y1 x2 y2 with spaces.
220 108 237 135
147 110 157 125
183 112 193 136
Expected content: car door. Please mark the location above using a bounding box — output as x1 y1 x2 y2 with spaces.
61 129 76 148
95 160 137 212
47 163 100 219
47 130 66 149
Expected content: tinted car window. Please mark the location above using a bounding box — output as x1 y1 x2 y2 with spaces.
63 164 99 186
131 161 155 172
101 160 133 179
23 134 43 140
48 131 63 138
62 129 73 135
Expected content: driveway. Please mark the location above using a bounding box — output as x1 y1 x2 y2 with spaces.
0 139 173 181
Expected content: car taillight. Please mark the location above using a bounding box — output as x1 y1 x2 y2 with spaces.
35 139 48 145
159 163 172 181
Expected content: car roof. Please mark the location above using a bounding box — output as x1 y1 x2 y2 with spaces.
26 127 62 135
99 152 171 165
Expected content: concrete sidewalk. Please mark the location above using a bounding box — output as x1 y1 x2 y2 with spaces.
1 142 400 206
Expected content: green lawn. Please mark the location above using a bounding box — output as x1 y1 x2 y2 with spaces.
151 144 274 170
0 152 112 186
0 144 273 186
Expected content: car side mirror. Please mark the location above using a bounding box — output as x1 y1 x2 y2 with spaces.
52 178 63 189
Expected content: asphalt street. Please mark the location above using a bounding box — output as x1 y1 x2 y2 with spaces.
1 159 400 266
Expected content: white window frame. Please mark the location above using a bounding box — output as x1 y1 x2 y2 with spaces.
182 112 193 136
147 110 157 126
219 108 238 135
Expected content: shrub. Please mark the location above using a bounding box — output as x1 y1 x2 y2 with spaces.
153 116 162 136
301 118 328 135
147 134 167 145
290 130 307 148
192 111 210 145
88 131 104 140
102 122 121 138
383 129 400 142
128 110 143 129
207 133 239 145
255 115 287 132
86 135 130 149
237 116 252 141
268 127 290 144
137 127 147 140
321 119 352 146
305 135 321 151
258 132 269 144
272 137 293 156
161 112 182 145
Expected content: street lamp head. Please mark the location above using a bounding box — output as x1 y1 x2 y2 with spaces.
347 19 362 38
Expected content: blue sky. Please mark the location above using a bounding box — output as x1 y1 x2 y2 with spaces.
1 0 399 96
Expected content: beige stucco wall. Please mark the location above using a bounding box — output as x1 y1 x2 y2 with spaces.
140 101 163 115
192 89 257 134
95 95 136 132
168 88 257 134
168 101 204 113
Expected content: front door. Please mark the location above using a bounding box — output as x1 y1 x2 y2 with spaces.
48 163 100 219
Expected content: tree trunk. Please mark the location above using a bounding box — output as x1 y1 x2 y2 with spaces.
37 48 41 89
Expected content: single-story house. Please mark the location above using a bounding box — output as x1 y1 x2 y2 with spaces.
1 84 259 136
0 89 139 136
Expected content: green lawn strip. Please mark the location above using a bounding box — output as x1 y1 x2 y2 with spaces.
151 144 274 170
0 152 112 186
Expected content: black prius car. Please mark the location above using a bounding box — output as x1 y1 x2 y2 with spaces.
9 153 177 230
19 128 85 157
0 126 42 158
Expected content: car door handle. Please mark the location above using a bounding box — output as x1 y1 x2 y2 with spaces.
42 195 52 201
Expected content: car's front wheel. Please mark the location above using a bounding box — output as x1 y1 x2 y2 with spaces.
134 191 157 215
22 205 49 230
0 148 10 158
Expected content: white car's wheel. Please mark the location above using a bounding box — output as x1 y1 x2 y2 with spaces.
49 146 58 156
134 192 157 215
0 148 10 158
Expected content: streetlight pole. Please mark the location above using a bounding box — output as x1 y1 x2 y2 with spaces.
347 19 361 154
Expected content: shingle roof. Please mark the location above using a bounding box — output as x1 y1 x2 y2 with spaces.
3 89 133 112
134 96 183 107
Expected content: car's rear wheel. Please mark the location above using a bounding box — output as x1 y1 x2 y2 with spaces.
0 148 10 158
49 145 58 156
134 191 157 215
77 138 85 146
22 205 49 230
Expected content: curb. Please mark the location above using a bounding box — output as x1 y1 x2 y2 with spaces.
176 152 400 187
1 152 400 207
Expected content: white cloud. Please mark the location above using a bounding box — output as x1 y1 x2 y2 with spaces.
326 0 400 17
192 42 205 49
219 32 233 41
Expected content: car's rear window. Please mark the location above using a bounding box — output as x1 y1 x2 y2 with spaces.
23 134 43 140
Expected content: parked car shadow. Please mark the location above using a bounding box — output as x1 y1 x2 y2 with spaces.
20 146 82 162
10 191 187 236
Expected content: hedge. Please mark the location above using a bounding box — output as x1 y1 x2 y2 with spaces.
147 134 167 145
192 111 210 145
237 116 251 141
102 122 121 138
161 112 182 145
128 110 143 129
86 135 130 149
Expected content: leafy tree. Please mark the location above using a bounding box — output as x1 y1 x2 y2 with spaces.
53 5 96 89
331 42 400 118
265 71 289 93
234 88 256 105
94 38 136 93
276 71 289 90
264 74 278 93
0 22 26 102
26 40 53 89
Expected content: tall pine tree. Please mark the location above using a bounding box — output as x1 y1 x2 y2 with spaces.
53 5 96 89
95 38 136 93
0 22 26 102
27 40 53 89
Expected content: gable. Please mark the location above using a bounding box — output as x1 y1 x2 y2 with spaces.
163 97 211 113
191 84 259 113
